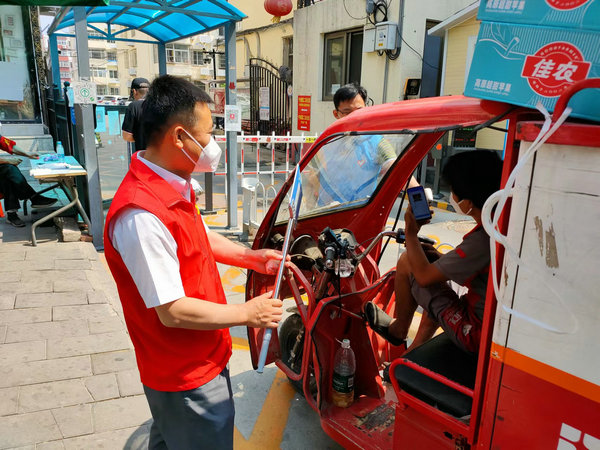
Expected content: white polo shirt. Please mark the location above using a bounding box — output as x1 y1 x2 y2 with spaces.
108 153 210 308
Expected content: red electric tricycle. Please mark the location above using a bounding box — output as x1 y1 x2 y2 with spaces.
245 84 600 449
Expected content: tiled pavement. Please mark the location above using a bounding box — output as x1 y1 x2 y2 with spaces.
0 220 152 450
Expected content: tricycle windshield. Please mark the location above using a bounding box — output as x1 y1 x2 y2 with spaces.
276 133 415 222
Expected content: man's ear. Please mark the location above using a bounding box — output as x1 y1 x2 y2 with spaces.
333 109 340 120
170 125 185 149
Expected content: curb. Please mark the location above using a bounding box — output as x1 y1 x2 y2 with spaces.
431 199 455 212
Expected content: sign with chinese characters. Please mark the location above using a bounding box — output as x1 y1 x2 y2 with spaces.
259 86 270 121
224 105 241 132
479 0 600 32
72 81 97 104
465 22 600 122
297 95 311 131
521 42 590 97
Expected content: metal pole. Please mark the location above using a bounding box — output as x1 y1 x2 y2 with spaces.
202 48 219 215
224 22 238 229
157 42 167 75
49 34 61 99
74 7 104 249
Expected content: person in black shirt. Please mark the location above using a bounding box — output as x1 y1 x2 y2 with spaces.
122 77 150 151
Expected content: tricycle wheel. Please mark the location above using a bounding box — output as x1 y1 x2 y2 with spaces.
279 313 316 396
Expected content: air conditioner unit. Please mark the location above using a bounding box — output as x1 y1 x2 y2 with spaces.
129 68 137 75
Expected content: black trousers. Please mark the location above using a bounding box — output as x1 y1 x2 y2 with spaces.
0 164 36 212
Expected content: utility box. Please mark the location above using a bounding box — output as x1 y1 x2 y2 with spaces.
375 22 397 51
363 27 376 53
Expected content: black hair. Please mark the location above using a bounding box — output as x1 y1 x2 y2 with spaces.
442 150 503 209
333 83 367 110
142 75 212 146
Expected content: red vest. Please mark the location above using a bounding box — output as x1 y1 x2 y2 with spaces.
104 153 231 391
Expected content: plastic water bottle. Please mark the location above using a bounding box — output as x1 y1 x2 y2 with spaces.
56 141 65 162
332 339 356 408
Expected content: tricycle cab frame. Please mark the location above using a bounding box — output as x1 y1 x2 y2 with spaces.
245 93 600 449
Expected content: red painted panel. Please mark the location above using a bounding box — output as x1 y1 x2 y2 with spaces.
490 363 600 448
517 121 600 147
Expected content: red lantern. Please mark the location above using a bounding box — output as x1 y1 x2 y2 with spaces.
264 0 293 23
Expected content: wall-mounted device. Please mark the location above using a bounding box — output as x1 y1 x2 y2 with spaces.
375 21 397 51
363 22 398 52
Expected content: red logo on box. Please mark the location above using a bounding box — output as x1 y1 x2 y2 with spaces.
546 0 589 10
521 42 591 97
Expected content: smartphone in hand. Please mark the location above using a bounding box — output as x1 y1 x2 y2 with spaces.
407 186 432 221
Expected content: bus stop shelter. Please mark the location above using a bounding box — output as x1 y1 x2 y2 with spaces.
45 0 246 248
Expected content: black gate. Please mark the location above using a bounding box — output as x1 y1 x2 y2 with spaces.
249 58 291 136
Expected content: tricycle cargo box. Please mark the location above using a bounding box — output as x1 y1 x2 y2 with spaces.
478 0 600 31
465 21 600 122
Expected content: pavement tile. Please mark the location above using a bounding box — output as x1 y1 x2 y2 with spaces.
0 250 25 261
51 404 93 438
0 387 18 416
0 325 6 343
26 270 88 282
47 331 131 359
0 340 46 365
0 308 52 326
3 280 54 295
91 349 137 375
88 316 124 334
92 395 151 433
83 374 120 401
52 304 116 322
54 259 92 271
35 441 66 450
0 253 26 262
86 291 108 305
5 320 89 344
0 271 21 283
15 292 88 309
0 356 92 389
25 248 84 262
18 380 93 413
53 279 94 294
0 260 55 272
116 369 144 397
62 423 151 450
0 411 61 449
0 294 15 310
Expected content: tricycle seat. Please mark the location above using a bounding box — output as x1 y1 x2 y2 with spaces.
394 333 477 418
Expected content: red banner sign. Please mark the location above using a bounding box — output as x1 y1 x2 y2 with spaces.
297 95 311 131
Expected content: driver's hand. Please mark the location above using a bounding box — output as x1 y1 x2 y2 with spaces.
405 205 432 236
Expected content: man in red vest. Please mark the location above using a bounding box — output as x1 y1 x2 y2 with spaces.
104 75 284 449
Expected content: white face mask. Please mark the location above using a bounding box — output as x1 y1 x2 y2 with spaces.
449 193 473 216
180 129 222 173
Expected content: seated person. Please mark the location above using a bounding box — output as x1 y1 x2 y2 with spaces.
0 135 57 227
365 150 503 354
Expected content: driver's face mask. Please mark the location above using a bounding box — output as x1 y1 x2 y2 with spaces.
449 192 473 216
180 128 222 173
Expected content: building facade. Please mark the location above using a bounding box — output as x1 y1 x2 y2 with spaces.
292 0 473 135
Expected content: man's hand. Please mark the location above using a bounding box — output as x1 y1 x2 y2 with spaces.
243 291 283 328
251 248 290 275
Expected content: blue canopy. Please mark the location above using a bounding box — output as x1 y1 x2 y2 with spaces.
52 0 246 43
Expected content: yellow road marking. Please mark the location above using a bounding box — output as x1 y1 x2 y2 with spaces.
232 340 296 449
232 336 250 351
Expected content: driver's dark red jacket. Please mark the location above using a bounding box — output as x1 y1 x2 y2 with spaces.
104 154 231 391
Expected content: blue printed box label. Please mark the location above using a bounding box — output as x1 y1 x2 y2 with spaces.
466 22 600 121
479 0 600 31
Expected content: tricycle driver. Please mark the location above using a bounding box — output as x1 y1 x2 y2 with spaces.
366 150 503 356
